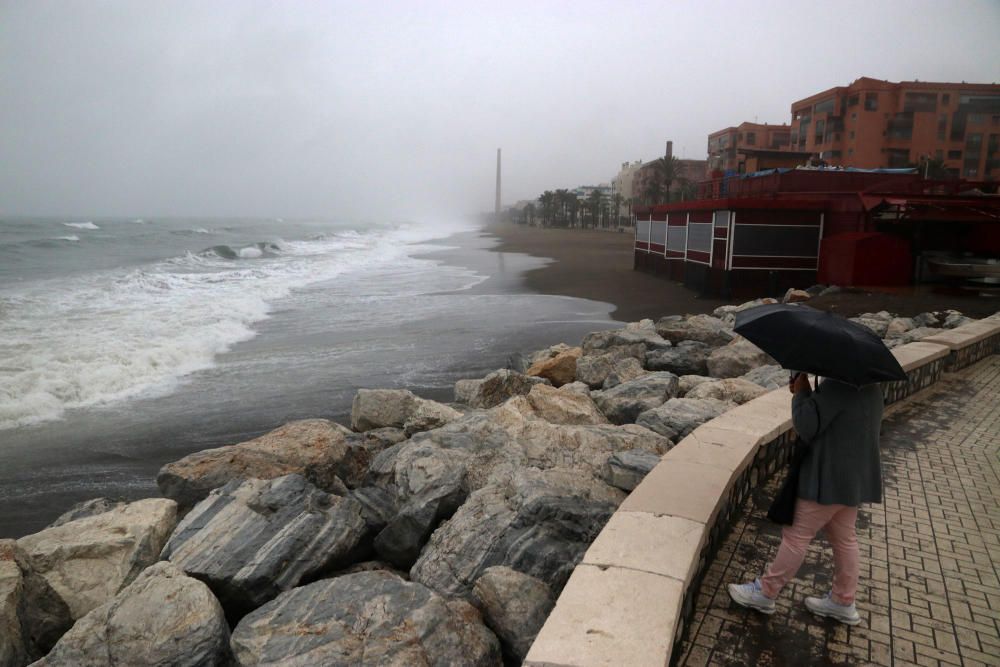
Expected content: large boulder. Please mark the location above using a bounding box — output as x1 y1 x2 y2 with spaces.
0 540 71 667
156 419 359 509
712 298 778 325
526 346 582 387
523 384 608 426
161 474 366 618
685 378 768 405
885 316 915 337
911 311 940 328
655 314 735 347
230 571 502 666
48 498 126 528
403 399 463 437
581 326 671 354
782 288 811 303
575 344 647 388
741 364 789 390
455 369 549 409
411 468 621 601
591 372 680 424
706 337 775 378
678 374 715 396
34 562 230 667
17 499 176 620
473 566 554 664
350 388 419 431
601 357 647 389
604 449 662 492
646 340 712 376
850 312 893 338
636 397 732 441
943 311 975 329
885 326 945 348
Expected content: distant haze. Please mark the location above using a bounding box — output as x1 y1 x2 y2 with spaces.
2 0 998 220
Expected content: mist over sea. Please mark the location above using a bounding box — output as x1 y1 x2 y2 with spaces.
0 216 617 536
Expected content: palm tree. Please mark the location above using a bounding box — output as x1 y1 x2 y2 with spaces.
610 193 624 227
586 189 607 228
538 191 557 226
642 156 687 205
520 203 536 225
554 189 574 227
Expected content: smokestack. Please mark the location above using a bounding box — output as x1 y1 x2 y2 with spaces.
495 148 502 216
665 141 673 160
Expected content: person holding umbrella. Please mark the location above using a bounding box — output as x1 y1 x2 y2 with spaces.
724 303 905 626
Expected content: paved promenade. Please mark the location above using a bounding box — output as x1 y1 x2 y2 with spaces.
678 355 1000 666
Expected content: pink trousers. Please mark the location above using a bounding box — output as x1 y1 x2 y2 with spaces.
759 499 859 604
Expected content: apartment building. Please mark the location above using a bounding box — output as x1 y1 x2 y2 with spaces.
707 122 793 173
789 77 1000 177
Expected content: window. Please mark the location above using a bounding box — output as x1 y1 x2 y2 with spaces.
963 165 979 178
737 133 743 141
887 112 914 140
851 112 857 121
814 98 835 114
948 150 962 160
713 210 730 228
886 148 910 168
903 92 937 112
814 119 826 143
746 132 756 145
830 150 842 159
847 94 859 107
966 133 983 151
969 114 985 124
937 114 948 140
864 93 878 111
942 93 950 105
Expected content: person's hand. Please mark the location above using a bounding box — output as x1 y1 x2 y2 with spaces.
790 373 811 395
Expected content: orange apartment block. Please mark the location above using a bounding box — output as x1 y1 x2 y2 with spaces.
789 77 1000 177
707 122 793 173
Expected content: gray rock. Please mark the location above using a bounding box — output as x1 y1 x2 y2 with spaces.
685 378 768 405
782 288 811 303
884 326 945 348
346 485 398 536
411 468 621 601
805 284 827 296
157 419 359 509
819 285 842 296
655 314 735 347
604 449 662 492
48 498 126 528
473 567 554 664
591 372 680 424
581 327 671 354
575 344 647 388
741 364 789 390
17 499 177 621
711 298 779 325
0 540 72 666
402 399 463 437
34 562 230 667
636 397 732 440
455 369 550 409
526 343 572 367
678 374 715 396
646 340 712 375
601 356 647 389
706 337 775 378
230 571 502 666
944 312 975 329
351 388 426 431
559 381 591 397
850 316 891 338
526 347 582 387
161 474 366 618
522 384 608 425
911 311 940 328
885 316 915 337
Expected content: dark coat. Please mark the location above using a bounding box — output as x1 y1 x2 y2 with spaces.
793 378 884 506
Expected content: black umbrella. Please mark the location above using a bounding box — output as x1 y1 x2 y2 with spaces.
733 303 906 386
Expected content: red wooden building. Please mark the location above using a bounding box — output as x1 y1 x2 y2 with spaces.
634 169 1000 297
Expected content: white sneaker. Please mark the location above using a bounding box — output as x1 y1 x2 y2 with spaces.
727 579 776 614
804 593 861 625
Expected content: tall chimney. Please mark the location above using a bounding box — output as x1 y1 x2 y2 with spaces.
665 141 673 160
495 148 502 216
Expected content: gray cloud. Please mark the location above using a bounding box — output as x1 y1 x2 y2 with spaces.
2 0 998 220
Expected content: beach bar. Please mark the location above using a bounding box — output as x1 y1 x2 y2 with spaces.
634 169 1000 297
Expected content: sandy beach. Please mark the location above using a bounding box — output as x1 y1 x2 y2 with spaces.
484 222 1000 320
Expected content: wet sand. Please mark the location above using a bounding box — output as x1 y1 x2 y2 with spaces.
485 223 1000 320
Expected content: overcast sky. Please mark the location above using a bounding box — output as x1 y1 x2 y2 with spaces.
1 0 998 220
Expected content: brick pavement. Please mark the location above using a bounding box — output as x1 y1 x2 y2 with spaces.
677 355 1000 666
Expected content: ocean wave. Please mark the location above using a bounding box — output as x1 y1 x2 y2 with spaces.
63 221 99 230
54 235 80 242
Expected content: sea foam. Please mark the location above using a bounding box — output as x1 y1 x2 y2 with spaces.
63 221 99 230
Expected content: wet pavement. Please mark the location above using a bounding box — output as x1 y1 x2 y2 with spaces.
678 356 1000 666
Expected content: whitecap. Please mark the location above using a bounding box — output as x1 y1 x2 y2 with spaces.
238 246 263 259
54 235 80 242
63 221 99 230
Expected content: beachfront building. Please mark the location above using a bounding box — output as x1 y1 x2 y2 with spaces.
633 169 1000 297
613 160 644 221
707 122 794 174
789 77 1000 177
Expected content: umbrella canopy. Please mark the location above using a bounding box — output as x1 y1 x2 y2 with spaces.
733 303 906 386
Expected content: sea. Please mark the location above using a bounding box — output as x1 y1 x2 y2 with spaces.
0 217 618 536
